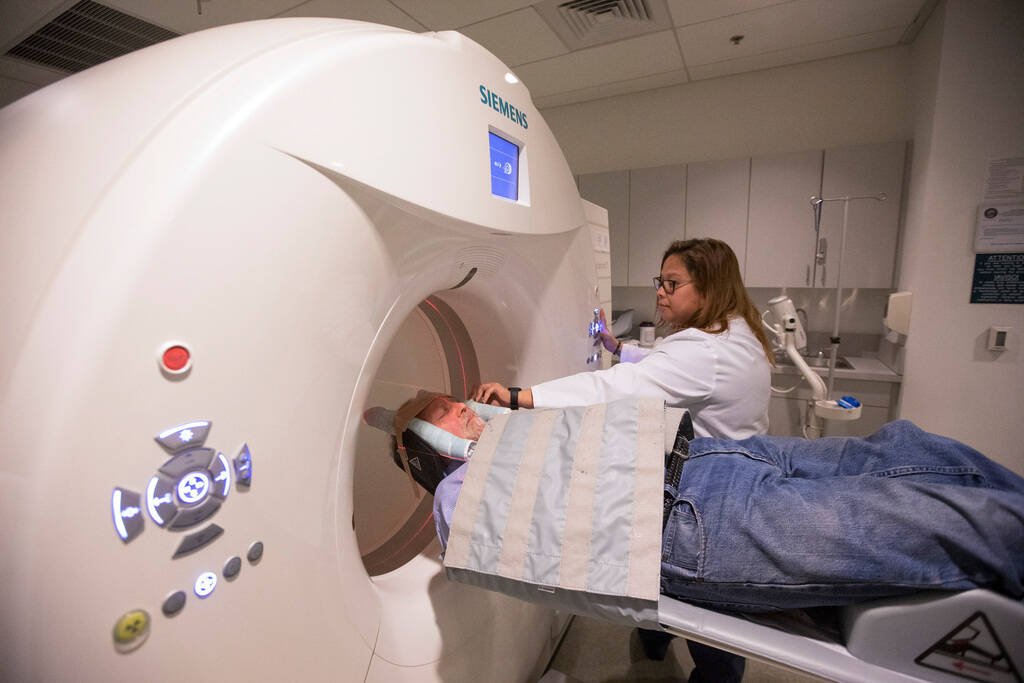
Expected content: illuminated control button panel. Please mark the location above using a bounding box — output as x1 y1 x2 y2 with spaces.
145 475 177 528
109 422 260 652
233 444 252 487
587 308 602 338
111 488 144 543
110 421 253 552
155 421 211 453
194 571 218 598
208 452 232 499
586 308 604 364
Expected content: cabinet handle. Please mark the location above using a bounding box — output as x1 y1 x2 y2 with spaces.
805 265 810 286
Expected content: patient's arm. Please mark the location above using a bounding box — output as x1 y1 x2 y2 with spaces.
433 462 468 550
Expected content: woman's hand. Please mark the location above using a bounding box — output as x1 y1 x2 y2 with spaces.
596 308 619 353
472 382 510 407
472 383 535 409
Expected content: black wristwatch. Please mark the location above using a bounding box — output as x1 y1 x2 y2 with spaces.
508 387 521 411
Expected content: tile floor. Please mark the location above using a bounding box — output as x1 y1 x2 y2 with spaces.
546 615 827 682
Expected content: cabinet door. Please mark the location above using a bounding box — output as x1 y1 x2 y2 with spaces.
628 165 686 287
579 171 629 286
685 158 750 271
746 150 823 287
818 141 906 289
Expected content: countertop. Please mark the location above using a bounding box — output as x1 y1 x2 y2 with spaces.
771 355 902 383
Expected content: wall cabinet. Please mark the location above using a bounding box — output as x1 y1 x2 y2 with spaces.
627 164 686 286
684 158 749 271
817 141 906 289
746 150 823 287
582 140 906 291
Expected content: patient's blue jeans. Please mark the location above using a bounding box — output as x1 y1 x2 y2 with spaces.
660 420 1024 612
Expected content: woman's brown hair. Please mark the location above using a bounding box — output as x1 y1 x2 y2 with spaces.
659 238 774 362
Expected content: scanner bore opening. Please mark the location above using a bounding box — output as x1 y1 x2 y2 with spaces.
355 296 479 576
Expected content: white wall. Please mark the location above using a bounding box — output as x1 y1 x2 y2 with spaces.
543 46 911 174
898 0 1024 473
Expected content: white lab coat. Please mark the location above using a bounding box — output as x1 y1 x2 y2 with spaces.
531 318 771 439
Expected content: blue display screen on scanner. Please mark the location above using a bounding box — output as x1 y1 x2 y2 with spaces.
489 132 519 201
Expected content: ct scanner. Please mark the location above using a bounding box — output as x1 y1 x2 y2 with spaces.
4 17 1023 683
0 18 612 681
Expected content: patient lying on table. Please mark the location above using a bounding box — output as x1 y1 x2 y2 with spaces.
392 394 1024 613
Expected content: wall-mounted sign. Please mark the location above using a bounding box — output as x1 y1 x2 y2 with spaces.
971 253 1024 304
975 203 1024 253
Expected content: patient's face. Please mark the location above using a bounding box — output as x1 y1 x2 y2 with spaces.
419 396 486 440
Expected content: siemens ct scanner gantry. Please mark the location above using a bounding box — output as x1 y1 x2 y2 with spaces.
3 18 1023 683
0 18 613 681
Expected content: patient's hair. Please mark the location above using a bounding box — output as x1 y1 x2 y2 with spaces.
661 238 774 363
388 394 457 496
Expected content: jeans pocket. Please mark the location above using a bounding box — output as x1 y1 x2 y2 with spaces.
869 464 986 487
662 499 702 577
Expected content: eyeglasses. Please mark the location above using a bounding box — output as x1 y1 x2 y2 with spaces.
653 276 691 294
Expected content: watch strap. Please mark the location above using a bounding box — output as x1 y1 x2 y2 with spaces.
508 386 521 411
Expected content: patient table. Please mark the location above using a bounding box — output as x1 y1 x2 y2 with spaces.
659 589 1023 682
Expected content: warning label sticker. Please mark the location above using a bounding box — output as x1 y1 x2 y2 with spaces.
915 612 1021 682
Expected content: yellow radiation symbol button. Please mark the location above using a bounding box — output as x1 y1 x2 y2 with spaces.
112 609 150 652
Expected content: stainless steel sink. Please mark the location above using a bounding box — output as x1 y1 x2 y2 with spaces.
774 352 852 369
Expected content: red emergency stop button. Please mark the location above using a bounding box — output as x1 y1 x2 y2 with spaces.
158 342 192 375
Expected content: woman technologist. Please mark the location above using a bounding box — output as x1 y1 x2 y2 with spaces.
472 238 773 440
472 238 773 681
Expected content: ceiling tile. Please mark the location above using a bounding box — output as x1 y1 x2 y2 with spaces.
460 8 567 68
534 69 689 109
667 0 792 27
516 30 683 98
0 54 67 85
275 0 426 32
688 27 903 80
678 0 923 66
0 0 67 53
106 0 300 34
389 0 536 30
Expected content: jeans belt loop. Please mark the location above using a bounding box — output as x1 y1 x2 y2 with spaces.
663 417 692 528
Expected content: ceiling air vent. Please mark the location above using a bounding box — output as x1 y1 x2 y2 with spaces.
4 0 179 74
535 0 673 51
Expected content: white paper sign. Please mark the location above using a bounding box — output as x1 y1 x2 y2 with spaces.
985 157 1024 200
975 203 1024 253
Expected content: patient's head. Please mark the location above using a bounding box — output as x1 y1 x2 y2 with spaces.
417 395 486 440
388 394 484 496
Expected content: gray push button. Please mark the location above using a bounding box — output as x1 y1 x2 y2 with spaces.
247 541 264 564
155 421 211 453
168 498 221 530
159 447 215 478
162 590 186 616
223 556 242 580
146 475 178 527
233 444 253 487
208 452 232 500
172 523 224 559
112 487 144 543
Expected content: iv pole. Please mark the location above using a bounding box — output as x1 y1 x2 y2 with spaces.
809 193 887 396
